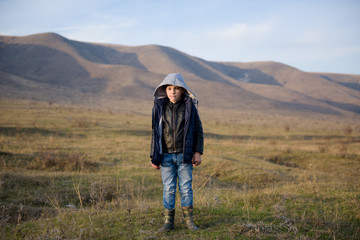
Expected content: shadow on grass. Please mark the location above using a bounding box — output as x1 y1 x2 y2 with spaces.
114 129 151 137
0 127 75 137
204 132 360 142
0 151 98 171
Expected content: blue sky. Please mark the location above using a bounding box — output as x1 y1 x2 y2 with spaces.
1 0 359 74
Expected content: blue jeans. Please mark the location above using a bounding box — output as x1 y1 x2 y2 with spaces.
161 153 193 209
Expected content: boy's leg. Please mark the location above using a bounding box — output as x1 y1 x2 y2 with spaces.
161 153 177 209
159 153 177 231
177 155 198 231
177 156 193 208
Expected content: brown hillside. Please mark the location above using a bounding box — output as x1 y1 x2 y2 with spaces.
0 32 359 116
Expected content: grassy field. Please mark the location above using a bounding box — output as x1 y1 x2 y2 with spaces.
0 99 359 239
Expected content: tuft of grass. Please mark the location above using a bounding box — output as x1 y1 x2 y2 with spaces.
28 152 98 172
265 154 301 169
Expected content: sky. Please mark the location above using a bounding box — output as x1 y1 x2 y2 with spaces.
0 0 359 74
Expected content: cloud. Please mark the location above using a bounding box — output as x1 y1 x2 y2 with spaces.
295 30 324 45
173 21 275 52
206 21 274 45
165 21 277 62
56 18 139 44
213 23 249 39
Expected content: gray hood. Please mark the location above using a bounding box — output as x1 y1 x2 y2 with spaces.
153 73 198 105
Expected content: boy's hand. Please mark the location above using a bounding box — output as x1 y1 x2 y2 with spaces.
152 163 161 169
192 152 202 166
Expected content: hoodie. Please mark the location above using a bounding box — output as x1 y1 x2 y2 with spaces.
153 73 198 105
150 73 204 166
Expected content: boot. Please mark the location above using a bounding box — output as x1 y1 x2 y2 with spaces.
182 206 199 231
158 208 175 232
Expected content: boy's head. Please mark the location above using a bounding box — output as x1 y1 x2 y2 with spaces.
153 73 198 106
165 85 184 103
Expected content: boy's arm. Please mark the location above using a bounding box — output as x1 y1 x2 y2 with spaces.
150 106 155 159
150 105 161 169
150 106 160 169
193 106 204 155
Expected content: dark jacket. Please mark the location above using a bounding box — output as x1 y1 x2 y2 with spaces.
150 73 204 166
150 96 203 166
162 99 186 154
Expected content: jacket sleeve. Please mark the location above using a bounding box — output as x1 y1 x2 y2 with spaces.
193 105 204 154
150 106 155 159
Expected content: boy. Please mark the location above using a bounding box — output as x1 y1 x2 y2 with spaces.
150 73 204 231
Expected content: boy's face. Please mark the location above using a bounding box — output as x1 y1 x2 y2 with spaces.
166 85 184 103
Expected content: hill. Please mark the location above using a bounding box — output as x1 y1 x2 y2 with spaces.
0 32 359 116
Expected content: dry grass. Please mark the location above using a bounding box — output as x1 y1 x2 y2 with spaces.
0 99 359 239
